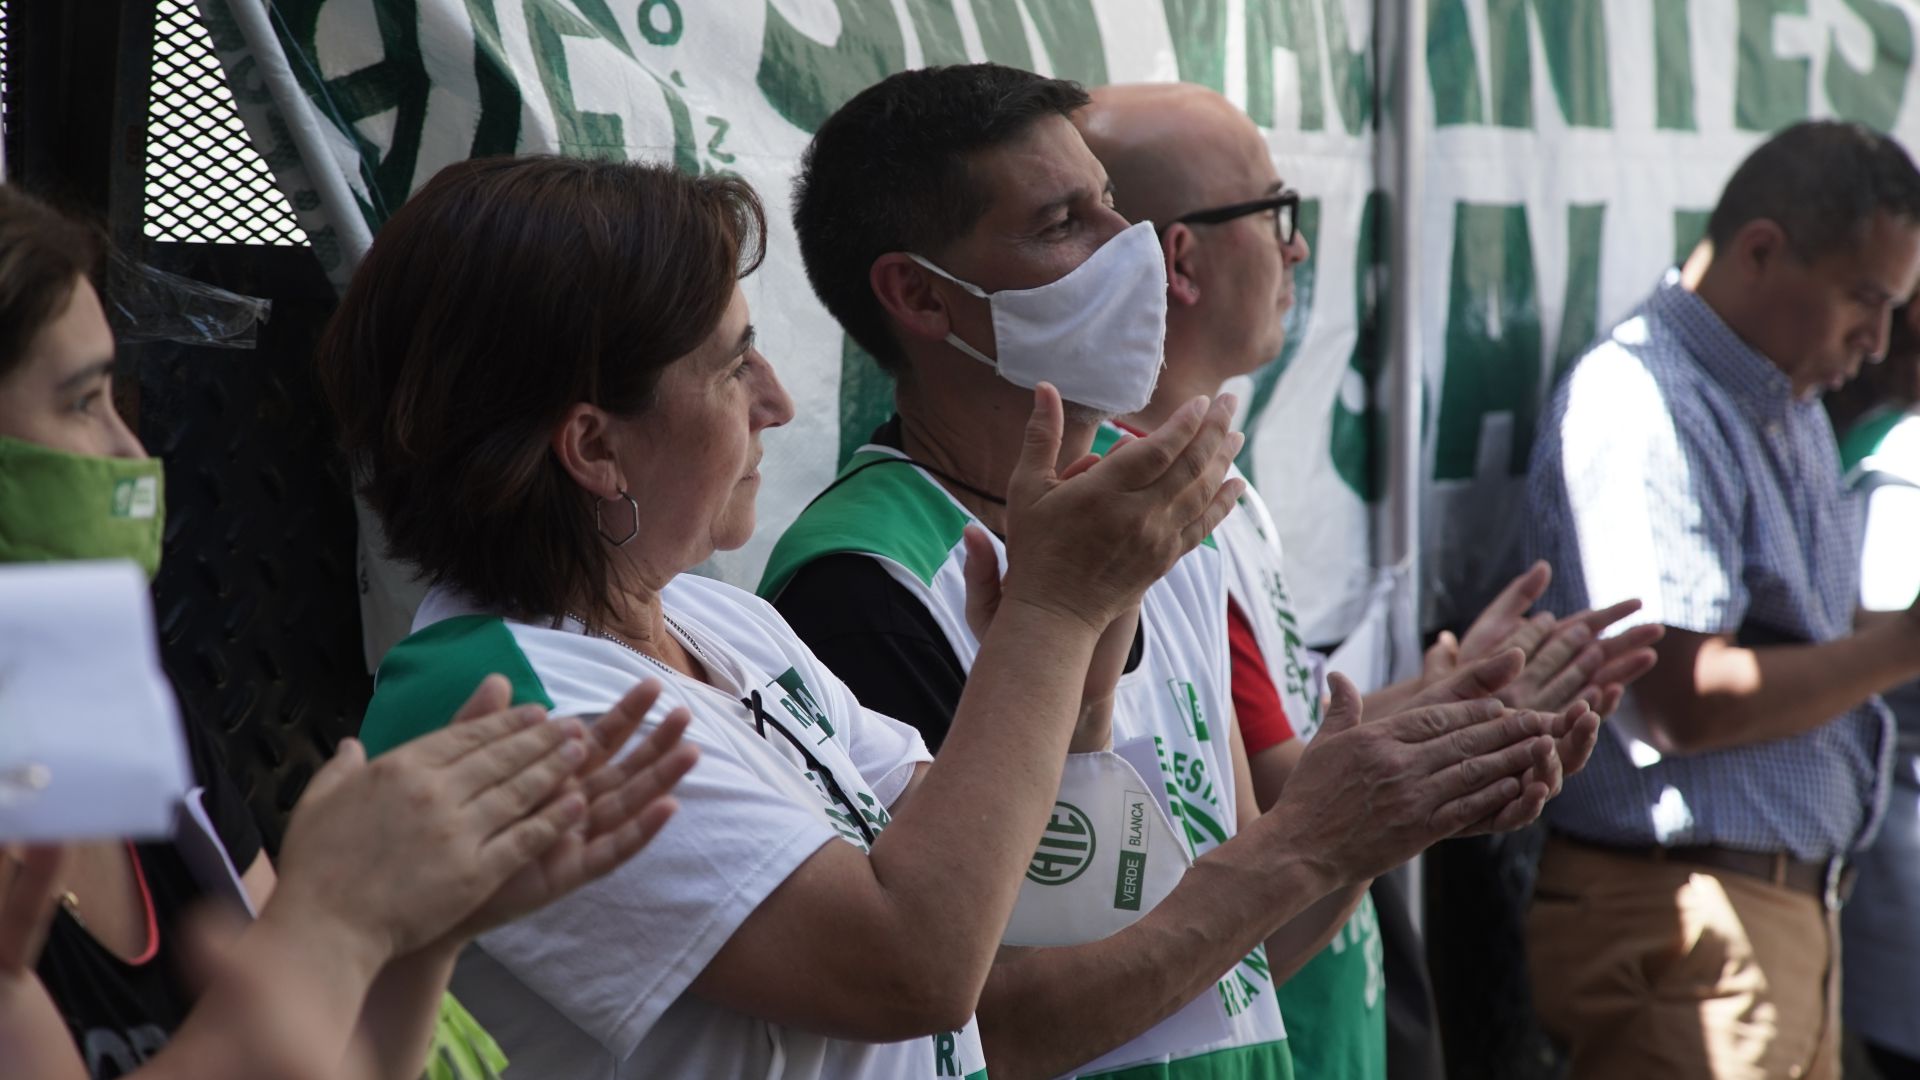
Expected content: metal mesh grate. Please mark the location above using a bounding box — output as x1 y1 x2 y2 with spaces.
1 0 10 146
145 0 307 245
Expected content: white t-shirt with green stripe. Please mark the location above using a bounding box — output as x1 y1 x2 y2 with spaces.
1217 480 1386 1079
360 574 986 1080
761 428 1294 1080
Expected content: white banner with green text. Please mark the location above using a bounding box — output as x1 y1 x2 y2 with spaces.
197 0 1920 658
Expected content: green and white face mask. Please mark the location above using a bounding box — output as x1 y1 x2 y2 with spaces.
0 436 165 578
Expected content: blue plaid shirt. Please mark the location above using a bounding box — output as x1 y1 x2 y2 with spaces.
1526 271 1892 860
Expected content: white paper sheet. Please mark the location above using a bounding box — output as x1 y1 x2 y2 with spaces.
0 561 190 841
177 786 256 915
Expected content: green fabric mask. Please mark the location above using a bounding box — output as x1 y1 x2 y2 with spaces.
0 436 165 578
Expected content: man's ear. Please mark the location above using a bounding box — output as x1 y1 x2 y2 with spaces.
871 252 963 345
1161 224 1202 308
550 403 624 499
1732 218 1791 279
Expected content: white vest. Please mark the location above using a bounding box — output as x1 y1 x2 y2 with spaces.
762 429 1292 1078
1215 474 1324 742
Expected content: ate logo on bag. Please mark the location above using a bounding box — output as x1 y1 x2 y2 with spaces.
1027 801 1096 885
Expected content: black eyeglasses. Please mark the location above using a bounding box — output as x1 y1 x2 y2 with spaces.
1171 189 1301 246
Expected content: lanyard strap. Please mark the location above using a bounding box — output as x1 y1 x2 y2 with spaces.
742 689 878 847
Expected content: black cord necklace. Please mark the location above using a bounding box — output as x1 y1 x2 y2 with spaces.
842 455 1006 506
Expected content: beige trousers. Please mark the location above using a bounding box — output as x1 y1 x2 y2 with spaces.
1527 837 1840 1080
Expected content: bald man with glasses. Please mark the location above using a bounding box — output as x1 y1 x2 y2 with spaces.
1078 82 1661 1080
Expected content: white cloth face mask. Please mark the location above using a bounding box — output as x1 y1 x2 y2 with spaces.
908 220 1169 416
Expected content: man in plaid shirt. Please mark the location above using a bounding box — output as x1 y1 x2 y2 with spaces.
1525 120 1920 1079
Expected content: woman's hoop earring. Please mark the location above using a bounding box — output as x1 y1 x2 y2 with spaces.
596 490 640 546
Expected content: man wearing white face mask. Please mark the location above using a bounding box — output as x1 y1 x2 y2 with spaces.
762 63 1599 1080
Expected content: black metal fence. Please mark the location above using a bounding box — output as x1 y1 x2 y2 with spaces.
7 0 367 850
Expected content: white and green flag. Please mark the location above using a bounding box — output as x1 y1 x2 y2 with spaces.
197 0 1920 653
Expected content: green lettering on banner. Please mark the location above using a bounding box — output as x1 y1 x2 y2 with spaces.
657 71 699 174
1654 0 1698 130
570 0 633 55
904 0 969 65
1737 0 1811 130
1427 0 1486 125
1247 0 1324 129
273 0 432 223
1331 191 1383 501
1673 208 1711 266
1430 0 1610 128
467 0 526 156
971 0 1038 70
1435 202 1540 481
1163 0 1228 92
759 0 907 133
637 0 682 46
532 0 699 170
523 0 695 170
1826 0 1913 130
1023 1 1109 86
894 2 1107 100
1237 199 1321 485
527 0 627 158
1247 0 1371 133
705 117 736 163
1487 0 1612 128
968 0 1109 85
1552 203 1606 385
1320 0 1373 134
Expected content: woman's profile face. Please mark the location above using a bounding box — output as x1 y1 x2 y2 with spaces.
612 283 793 571
0 275 145 459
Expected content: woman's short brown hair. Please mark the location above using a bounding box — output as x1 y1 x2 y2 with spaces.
0 186 105 380
316 156 766 620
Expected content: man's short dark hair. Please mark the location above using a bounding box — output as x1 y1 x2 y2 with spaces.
792 64 1090 374
1708 120 1920 261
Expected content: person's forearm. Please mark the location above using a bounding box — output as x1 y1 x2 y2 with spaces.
1856 608 1909 634
357 941 462 1080
1263 880 1368 987
139 899 386 1080
978 809 1343 1079
0 975 88 1080
866 597 1103 1011
1656 618 1920 752
1068 694 1116 754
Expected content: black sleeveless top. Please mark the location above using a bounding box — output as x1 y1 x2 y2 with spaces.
34 707 263 1078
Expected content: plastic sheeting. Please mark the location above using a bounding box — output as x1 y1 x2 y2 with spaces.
107 252 272 349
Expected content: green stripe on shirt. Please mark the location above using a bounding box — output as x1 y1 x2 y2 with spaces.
759 449 972 599
1083 1038 1294 1080
362 614 556 757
